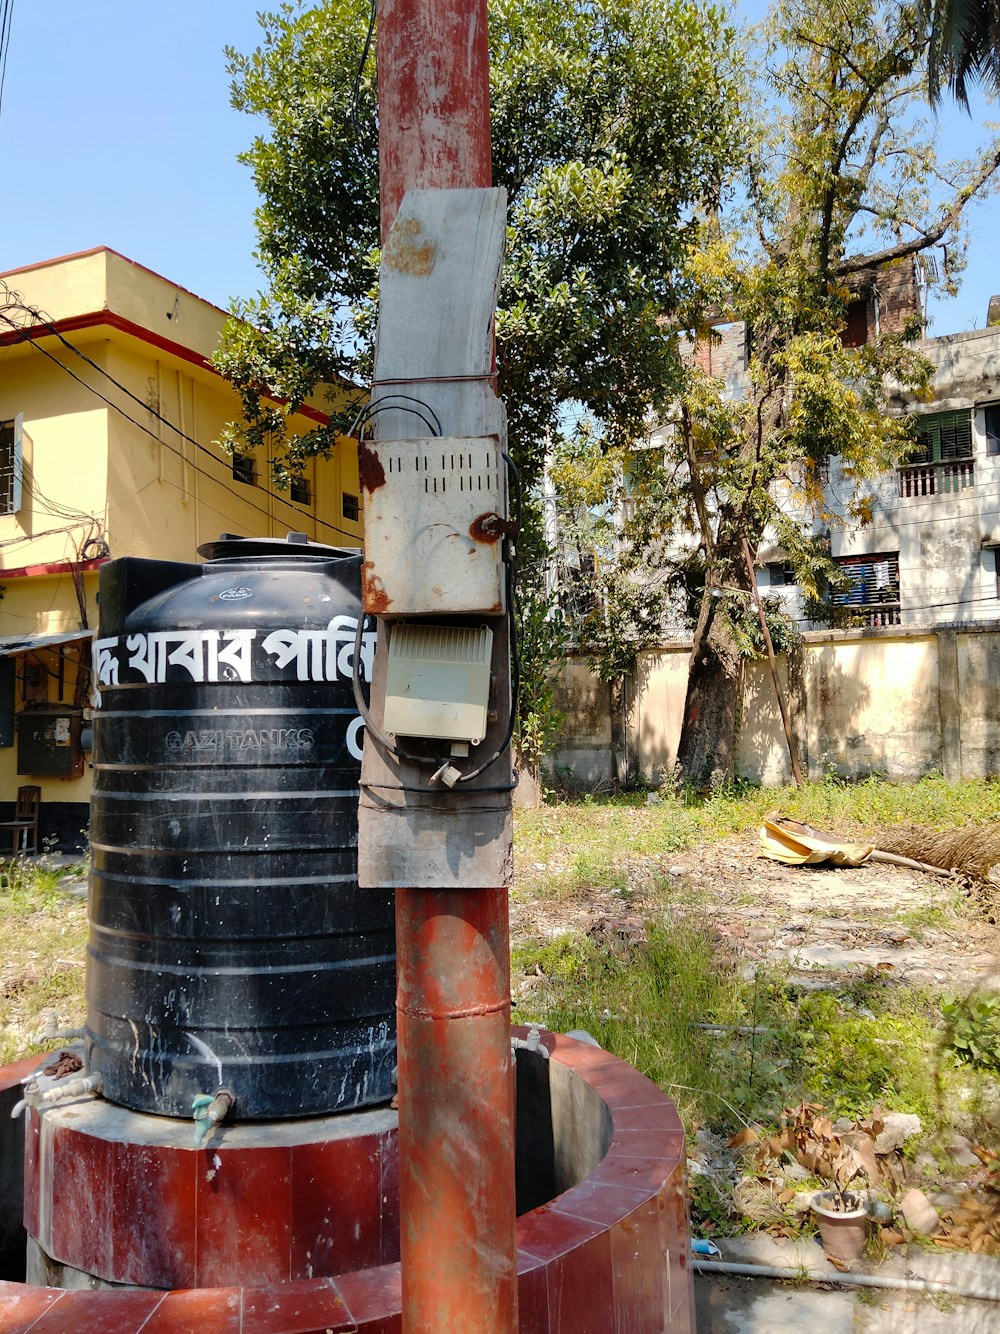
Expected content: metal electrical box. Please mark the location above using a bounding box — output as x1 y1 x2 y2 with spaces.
361 436 507 617
383 623 493 744
17 710 84 777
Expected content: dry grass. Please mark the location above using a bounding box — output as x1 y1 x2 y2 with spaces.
878 825 1000 918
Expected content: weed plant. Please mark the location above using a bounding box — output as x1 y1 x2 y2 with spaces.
514 918 958 1134
0 858 87 1065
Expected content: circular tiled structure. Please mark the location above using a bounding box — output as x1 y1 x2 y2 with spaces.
0 1031 693 1332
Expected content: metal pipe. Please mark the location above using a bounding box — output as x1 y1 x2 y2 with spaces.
693 1258 1000 1302
11 1071 103 1119
396 888 517 1333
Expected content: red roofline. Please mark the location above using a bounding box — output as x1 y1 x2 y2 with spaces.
0 307 331 427
0 557 106 580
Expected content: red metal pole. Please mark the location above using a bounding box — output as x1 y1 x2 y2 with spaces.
376 0 493 239
395 887 517 1332
375 5 519 1333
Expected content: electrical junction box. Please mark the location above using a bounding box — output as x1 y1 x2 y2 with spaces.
361 436 507 617
383 623 493 745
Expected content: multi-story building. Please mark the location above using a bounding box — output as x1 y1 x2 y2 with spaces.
682 259 1000 633
0 248 363 846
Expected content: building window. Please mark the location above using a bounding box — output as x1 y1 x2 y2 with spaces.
0 417 23 515
832 552 901 627
342 492 360 522
232 454 257 487
985 404 1000 457
290 475 311 505
766 562 796 587
899 410 974 497
840 296 870 348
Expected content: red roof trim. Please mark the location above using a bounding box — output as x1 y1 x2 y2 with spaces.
0 557 106 580
0 309 331 427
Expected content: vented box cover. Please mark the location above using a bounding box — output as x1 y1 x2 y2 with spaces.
383 623 493 743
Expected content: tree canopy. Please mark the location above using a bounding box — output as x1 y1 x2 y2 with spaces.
922 0 1000 103
217 0 739 489
662 0 1000 784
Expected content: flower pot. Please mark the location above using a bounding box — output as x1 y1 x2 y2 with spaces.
812 1190 867 1262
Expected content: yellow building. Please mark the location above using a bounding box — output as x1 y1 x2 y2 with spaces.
0 247 363 848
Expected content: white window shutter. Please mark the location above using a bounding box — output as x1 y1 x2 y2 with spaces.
12 413 23 513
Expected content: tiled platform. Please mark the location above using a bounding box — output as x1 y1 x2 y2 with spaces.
0 1032 693 1333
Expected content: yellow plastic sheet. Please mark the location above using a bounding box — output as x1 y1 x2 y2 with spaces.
758 813 874 868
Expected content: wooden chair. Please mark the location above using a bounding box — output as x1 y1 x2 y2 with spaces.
0 785 40 855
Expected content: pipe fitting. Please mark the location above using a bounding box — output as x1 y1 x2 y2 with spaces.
192 1088 236 1146
40 1010 84 1042
511 1026 549 1059
11 1071 103 1119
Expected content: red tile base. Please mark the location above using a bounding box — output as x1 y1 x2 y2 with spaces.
5 1032 693 1333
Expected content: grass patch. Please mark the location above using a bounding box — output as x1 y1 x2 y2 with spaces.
512 915 962 1135
517 774 1000 900
0 858 87 1065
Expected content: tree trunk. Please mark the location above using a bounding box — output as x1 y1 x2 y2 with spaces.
675 531 752 790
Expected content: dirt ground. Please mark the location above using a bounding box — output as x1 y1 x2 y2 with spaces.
512 830 1000 994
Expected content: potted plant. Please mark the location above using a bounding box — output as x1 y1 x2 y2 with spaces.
781 1103 889 1262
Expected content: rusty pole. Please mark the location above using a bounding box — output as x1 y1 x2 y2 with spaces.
375 4 519 1332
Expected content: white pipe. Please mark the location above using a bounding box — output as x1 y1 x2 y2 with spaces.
11 1072 102 1119
693 1258 999 1302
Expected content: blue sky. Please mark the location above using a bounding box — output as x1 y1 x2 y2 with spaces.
1 1 996 335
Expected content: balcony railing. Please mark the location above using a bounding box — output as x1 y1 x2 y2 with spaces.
859 604 901 627
898 458 974 498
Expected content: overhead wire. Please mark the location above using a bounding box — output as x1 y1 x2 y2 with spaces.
0 0 14 123
0 294 362 542
348 0 377 124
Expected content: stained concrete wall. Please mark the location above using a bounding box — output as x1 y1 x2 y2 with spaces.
550 622 1000 788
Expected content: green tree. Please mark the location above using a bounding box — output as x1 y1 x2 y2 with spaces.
922 0 1000 103
667 0 1000 786
217 0 739 490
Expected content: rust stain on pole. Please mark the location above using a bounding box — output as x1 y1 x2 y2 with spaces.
358 441 387 494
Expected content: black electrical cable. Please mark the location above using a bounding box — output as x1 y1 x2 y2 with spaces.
351 395 442 440
348 0 377 124
0 0 14 122
446 450 523 784
361 781 517 801
349 611 441 768
0 296 361 541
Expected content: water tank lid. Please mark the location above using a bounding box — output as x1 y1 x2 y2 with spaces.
198 532 361 562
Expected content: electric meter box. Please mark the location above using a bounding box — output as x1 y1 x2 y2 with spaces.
361 436 507 617
383 623 493 745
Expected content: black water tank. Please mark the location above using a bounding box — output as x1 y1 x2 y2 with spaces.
85 535 395 1119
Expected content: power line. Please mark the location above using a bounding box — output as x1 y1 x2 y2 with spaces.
0 0 14 124
0 292 360 541
0 302 361 543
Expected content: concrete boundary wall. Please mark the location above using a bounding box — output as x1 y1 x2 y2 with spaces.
549 622 1000 788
